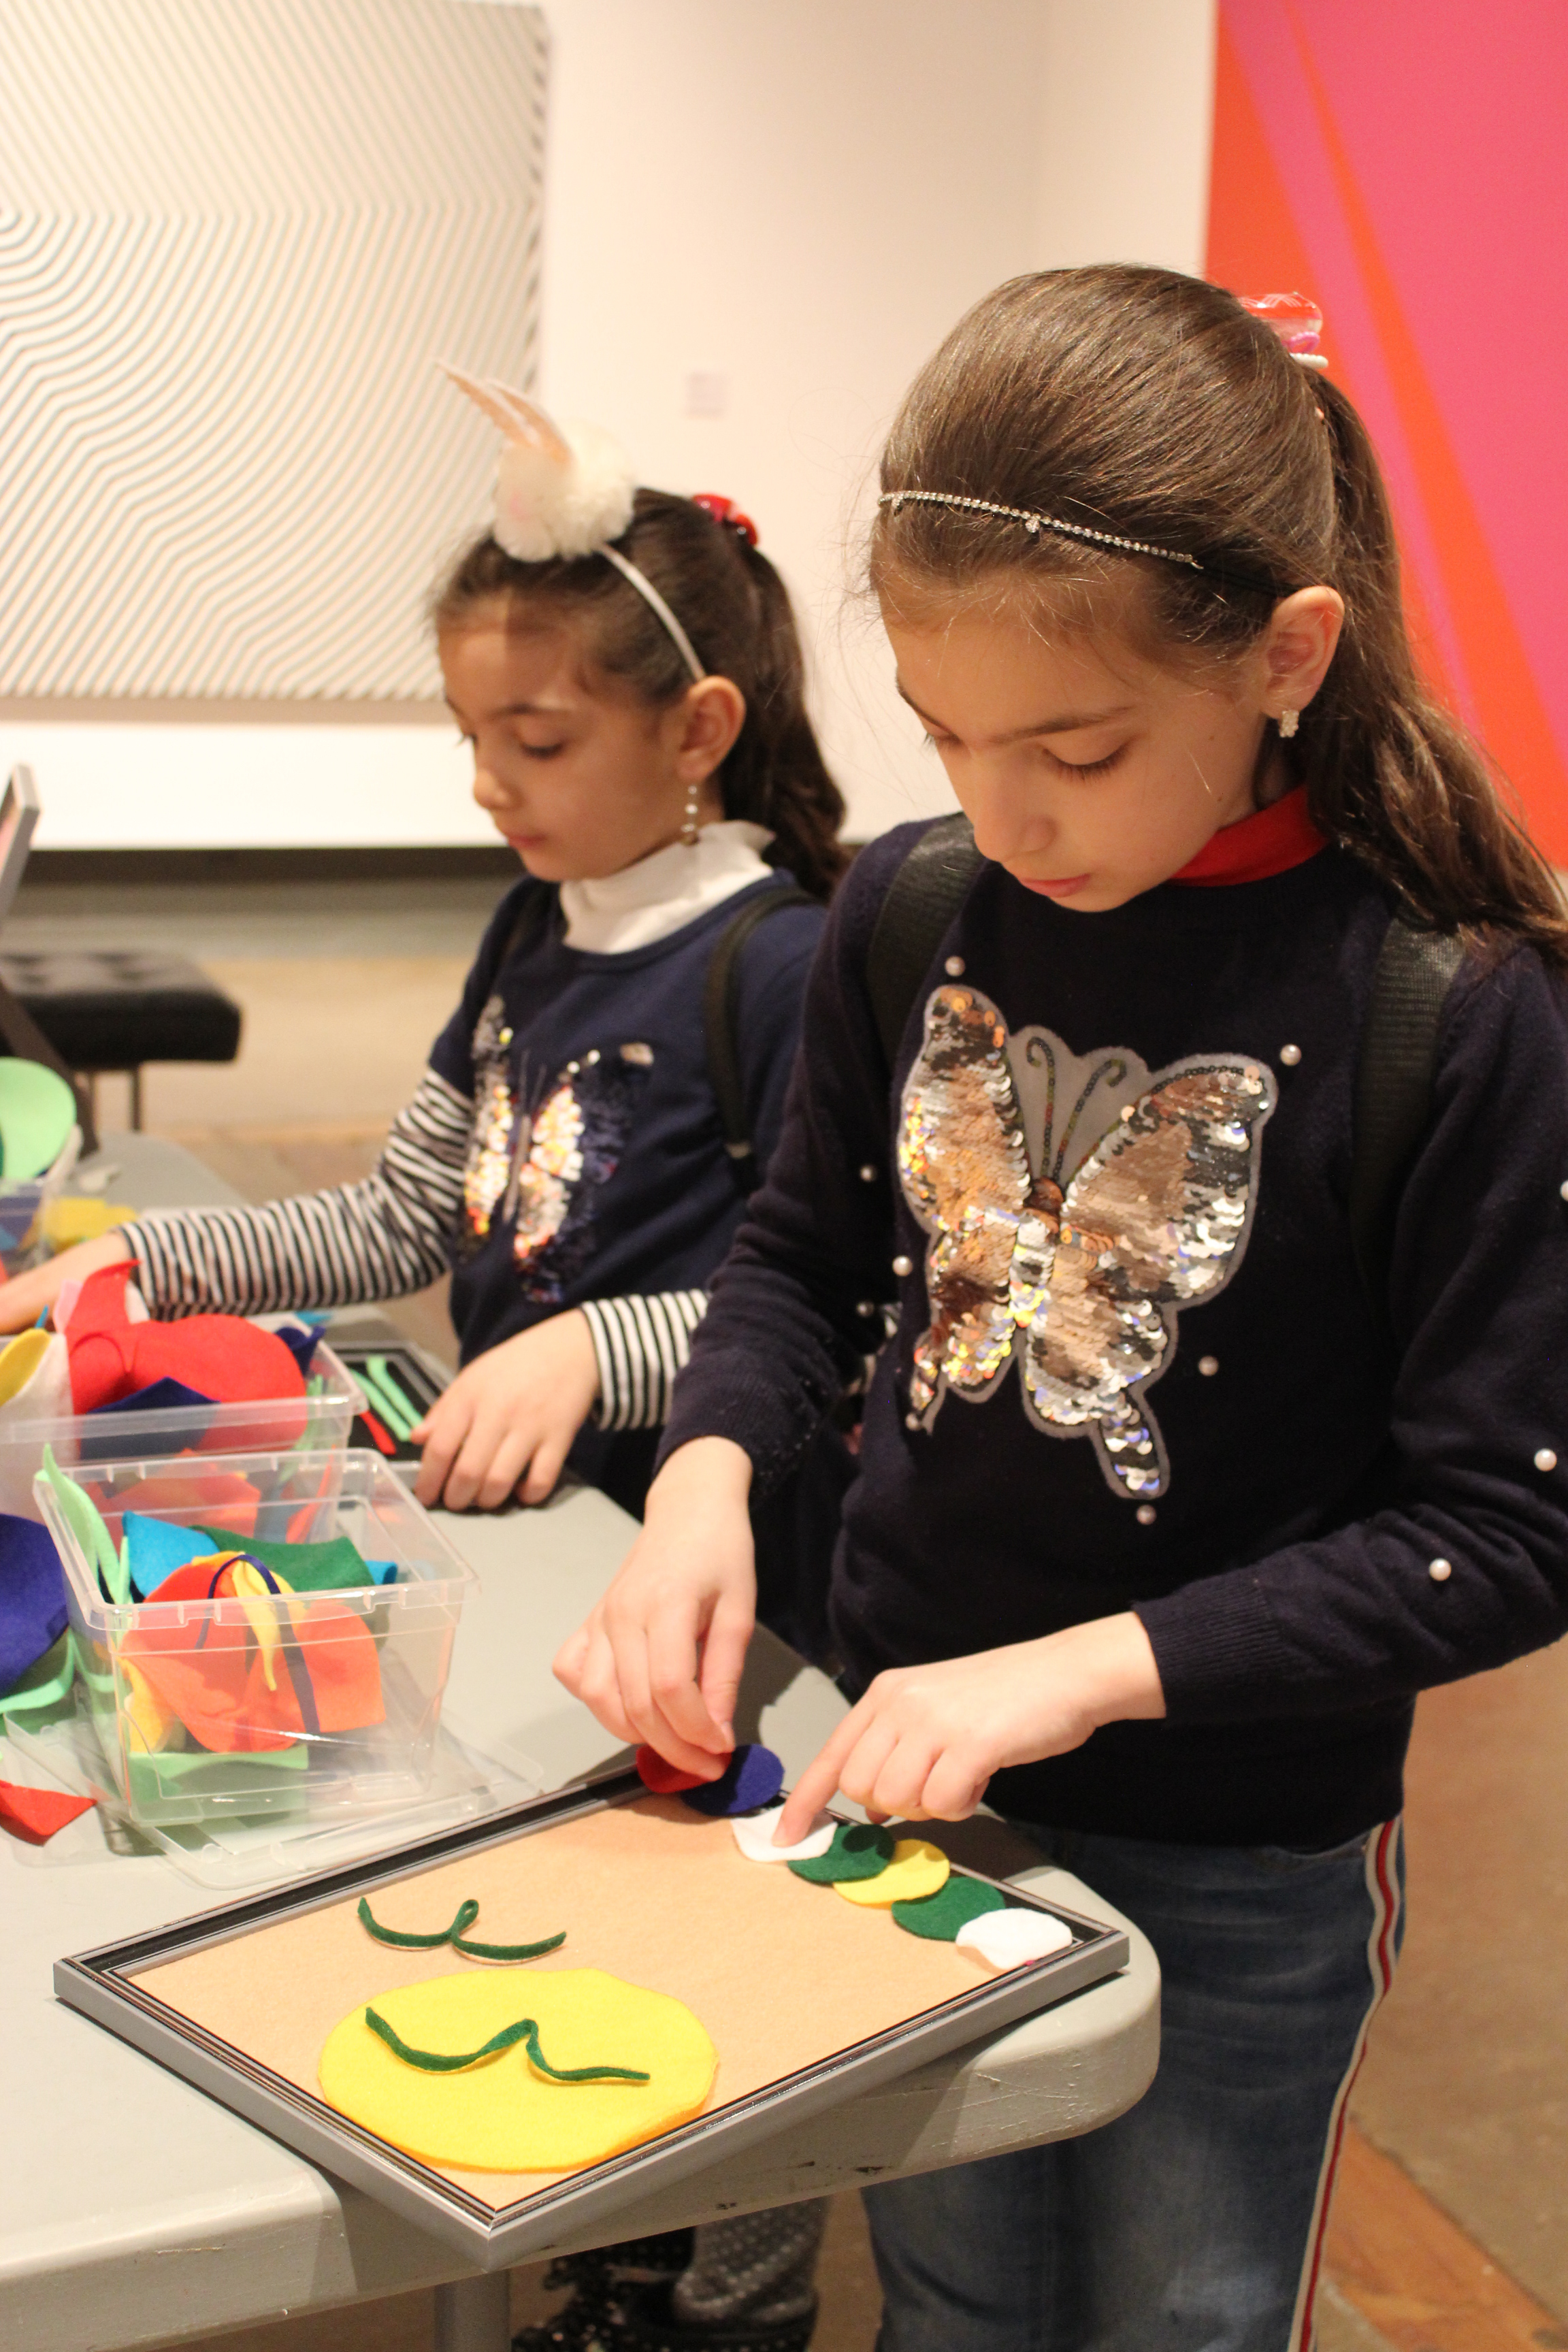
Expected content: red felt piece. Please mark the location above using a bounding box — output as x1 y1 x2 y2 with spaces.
0 1780 95 1843
635 1744 707 1795
66 1263 306 1448
125 1561 385 1753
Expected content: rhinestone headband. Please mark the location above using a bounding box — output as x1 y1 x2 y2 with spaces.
877 489 1284 600
877 490 1203 572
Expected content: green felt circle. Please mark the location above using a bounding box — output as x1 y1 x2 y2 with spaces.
788 1821 896 1884
892 1875 1009 1941
0 1059 76 1183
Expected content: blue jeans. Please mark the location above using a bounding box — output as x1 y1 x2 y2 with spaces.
864 1819 1405 2352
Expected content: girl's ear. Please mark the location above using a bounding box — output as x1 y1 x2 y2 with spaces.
1259 586 1345 720
669 675 747 780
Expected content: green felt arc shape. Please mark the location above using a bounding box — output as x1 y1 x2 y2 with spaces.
357 1893 567 1962
359 1895 480 1949
363 2004 649 2082
892 1875 1009 1941
788 1820 896 1884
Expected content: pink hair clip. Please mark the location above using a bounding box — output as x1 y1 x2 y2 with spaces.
1240 293 1329 372
691 493 759 548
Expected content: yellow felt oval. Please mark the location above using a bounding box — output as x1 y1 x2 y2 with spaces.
317 1967 716 2173
833 1838 950 1908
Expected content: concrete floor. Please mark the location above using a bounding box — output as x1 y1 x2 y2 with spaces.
44 884 1568 2352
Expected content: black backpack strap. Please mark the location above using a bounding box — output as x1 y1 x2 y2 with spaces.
704 885 819 1190
1350 911 1466 1324
866 812 984 1069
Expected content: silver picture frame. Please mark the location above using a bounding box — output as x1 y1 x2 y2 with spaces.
54 1770 1129 2268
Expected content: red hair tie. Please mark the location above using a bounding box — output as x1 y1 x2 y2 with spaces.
1239 293 1328 372
691 493 759 548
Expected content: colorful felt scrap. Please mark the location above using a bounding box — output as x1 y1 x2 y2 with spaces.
122 1512 220 1601
0 1059 77 1183
679 1742 784 1818
65 1262 307 1448
0 1778 95 1843
357 1894 565 1962
198 1526 376 1595
788 1821 896 1884
0 1510 67 1691
834 1838 950 1909
891 1876 1008 1942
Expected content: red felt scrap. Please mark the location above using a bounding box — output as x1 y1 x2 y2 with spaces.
66 1264 306 1448
124 1560 385 1753
0 1780 95 1843
635 1744 706 1795
88 1472 262 1541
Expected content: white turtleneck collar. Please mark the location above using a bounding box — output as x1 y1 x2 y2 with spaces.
558 820 777 954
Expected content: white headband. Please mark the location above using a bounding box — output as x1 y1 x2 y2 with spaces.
439 363 706 683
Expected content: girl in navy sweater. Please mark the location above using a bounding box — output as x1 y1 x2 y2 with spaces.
559 269 1568 2351
1 387 844 1535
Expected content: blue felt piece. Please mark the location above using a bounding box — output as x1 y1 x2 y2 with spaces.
124 1512 219 1601
80 1377 216 1465
367 1559 399 1585
679 1742 786 1818
0 1512 67 1694
274 1323 323 1377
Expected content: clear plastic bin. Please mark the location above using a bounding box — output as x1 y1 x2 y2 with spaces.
39 1448 477 1827
0 1324 365 1520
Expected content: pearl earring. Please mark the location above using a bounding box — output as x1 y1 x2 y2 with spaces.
1278 708 1300 740
682 779 701 847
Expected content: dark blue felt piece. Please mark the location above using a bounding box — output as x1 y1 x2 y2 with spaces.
274 1323 323 1377
80 1377 215 1464
679 1742 785 1818
0 1512 67 1694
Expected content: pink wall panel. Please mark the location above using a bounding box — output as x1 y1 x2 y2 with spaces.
1207 3 1568 860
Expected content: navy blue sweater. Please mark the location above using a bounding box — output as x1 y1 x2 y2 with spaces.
661 823 1568 1847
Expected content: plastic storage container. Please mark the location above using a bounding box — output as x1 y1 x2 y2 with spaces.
0 1123 80 1277
0 1324 365 1520
39 1447 476 1827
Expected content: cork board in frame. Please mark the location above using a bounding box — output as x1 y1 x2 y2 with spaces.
54 1771 1128 2268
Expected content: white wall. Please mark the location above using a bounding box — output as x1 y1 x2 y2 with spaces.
3 0 1216 849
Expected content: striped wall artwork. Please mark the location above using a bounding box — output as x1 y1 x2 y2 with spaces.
0 0 545 702
1207 1 1568 860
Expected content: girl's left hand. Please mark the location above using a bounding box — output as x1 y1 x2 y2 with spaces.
773 1614 1166 1842
412 1309 600 1511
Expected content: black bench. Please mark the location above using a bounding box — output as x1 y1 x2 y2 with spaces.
0 951 242 1130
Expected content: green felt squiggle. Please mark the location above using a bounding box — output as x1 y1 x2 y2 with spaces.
363 2004 650 2082
357 1894 566 1962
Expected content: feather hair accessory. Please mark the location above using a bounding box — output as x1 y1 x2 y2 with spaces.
439 363 704 681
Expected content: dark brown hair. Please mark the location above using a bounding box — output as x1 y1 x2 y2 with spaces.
871 264 1568 968
434 490 847 900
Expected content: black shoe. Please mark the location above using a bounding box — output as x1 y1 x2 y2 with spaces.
512 2236 700 2352
612 2278 817 2352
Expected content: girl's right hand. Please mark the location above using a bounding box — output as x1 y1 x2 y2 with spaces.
553 1436 757 1780
0 1230 133 1333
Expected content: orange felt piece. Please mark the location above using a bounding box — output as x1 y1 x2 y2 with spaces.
88 1472 262 1539
0 1780 95 1842
124 1560 384 1753
66 1262 306 1448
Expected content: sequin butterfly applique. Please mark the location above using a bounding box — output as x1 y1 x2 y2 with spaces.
897 985 1276 1499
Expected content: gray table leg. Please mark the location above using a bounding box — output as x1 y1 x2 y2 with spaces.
434 2270 512 2352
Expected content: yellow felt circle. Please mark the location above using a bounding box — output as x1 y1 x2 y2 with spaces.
833 1838 950 1908
318 1967 716 2173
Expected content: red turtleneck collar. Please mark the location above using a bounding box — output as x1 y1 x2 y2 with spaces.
1171 787 1325 887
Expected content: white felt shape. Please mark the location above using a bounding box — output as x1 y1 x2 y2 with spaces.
730 1801 836 1863
954 1908 1076 1970
440 362 636 561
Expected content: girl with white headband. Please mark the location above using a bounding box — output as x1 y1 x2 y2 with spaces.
3 376 847 1550
560 265 1568 2351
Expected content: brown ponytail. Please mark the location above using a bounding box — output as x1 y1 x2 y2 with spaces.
871 264 1568 970
434 492 847 900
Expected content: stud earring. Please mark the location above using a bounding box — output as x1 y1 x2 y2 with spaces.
1278 708 1300 740
682 780 701 848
